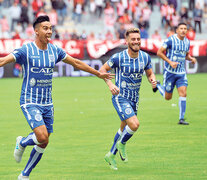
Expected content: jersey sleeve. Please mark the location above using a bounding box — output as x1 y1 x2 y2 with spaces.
11 45 27 65
106 53 119 69
56 45 67 64
162 37 172 49
144 53 152 70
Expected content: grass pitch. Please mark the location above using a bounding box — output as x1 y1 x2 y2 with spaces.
0 73 207 180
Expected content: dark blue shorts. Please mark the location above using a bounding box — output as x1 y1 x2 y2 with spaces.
163 71 188 93
112 96 138 121
21 104 54 133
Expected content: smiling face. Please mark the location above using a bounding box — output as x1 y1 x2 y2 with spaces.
35 21 52 44
126 32 141 53
176 24 187 39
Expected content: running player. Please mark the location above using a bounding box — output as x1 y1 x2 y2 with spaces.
100 28 157 170
155 22 197 125
0 15 113 179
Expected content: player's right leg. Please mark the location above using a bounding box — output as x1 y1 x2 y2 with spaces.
16 105 53 178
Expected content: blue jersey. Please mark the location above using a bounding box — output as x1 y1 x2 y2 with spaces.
107 49 152 102
12 42 67 106
162 34 190 74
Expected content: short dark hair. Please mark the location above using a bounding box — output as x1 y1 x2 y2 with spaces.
125 28 140 37
33 15 50 29
177 22 187 29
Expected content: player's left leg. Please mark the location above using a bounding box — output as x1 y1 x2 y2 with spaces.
177 86 189 125
117 115 139 162
176 73 188 125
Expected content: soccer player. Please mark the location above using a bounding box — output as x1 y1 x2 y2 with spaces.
0 15 113 180
100 28 157 170
155 22 197 125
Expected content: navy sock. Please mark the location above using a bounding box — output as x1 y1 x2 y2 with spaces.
120 125 135 144
179 97 186 120
110 129 122 155
20 132 40 148
22 145 44 176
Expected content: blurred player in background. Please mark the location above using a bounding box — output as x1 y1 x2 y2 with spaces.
100 28 157 170
0 15 113 179
155 22 197 125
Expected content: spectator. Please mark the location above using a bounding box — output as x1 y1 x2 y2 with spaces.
140 27 149 39
105 30 114 40
89 0 96 17
193 2 203 33
0 15 10 33
104 2 116 35
203 3 207 28
142 4 152 29
116 23 126 39
72 2 83 23
116 0 125 20
25 23 35 39
180 7 188 23
62 30 71 40
12 30 21 39
88 31 96 40
134 3 142 23
168 0 177 10
9 2 21 32
32 0 44 17
160 1 168 27
36 8 47 17
189 0 195 10
151 30 162 40
56 0 67 25
130 0 138 22
171 11 180 30
54 29 60 39
48 9 58 31
80 30 87 40
186 26 196 40
137 16 147 29
71 29 79 40
167 27 175 37
95 0 104 18
19 0 29 30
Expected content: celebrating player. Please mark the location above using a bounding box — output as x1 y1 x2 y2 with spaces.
100 28 157 170
0 15 113 179
155 22 197 125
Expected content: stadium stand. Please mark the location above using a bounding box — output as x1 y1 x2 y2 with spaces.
0 0 206 40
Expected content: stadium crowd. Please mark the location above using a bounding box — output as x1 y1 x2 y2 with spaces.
0 0 207 40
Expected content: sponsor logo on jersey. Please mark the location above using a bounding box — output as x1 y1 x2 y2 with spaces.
121 72 142 80
31 67 53 75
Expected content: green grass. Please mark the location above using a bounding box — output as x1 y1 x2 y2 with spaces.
0 74 207 180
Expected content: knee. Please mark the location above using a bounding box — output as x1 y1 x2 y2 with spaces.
165 96 172 100
37 134 49 145
131 121 140 131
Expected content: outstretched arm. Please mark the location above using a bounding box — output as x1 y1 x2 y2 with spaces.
186 52 197 64
99 63 120 95
0 54 15 67
145 68 157 89
157 46 179 69
62 54 114 80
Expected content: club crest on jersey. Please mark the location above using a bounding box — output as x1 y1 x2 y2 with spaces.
30 78 36 87
49 55 55 63
121 81 126 88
